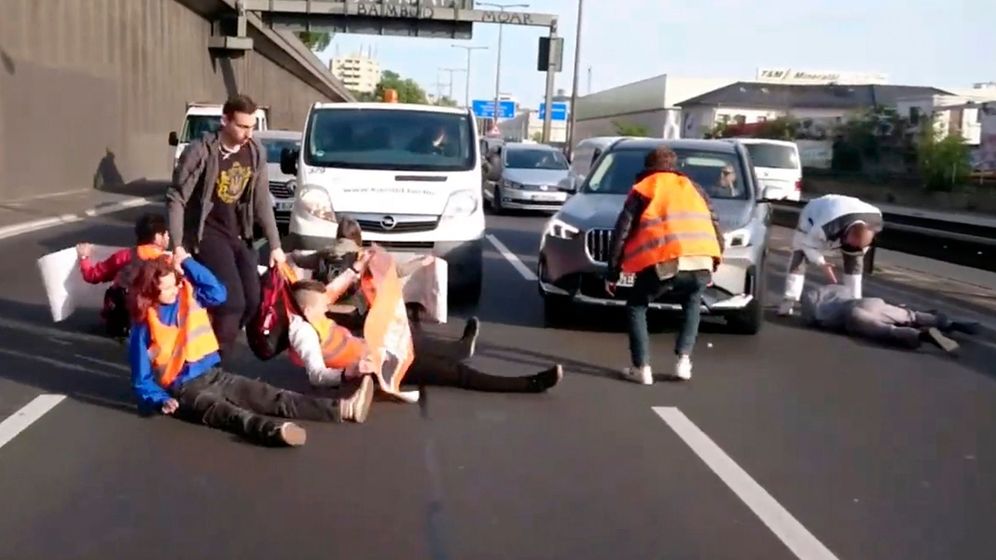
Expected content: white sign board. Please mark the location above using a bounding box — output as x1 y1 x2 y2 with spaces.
37 245 127 322
756 68 888 85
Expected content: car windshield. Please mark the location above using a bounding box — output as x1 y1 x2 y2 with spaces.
744 143 799 169
506 148 568 170
305 108 475 171
583 147 750 199
262 139 300 164
181 115 221 142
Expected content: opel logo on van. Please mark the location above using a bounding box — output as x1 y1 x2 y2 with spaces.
380 215 397 230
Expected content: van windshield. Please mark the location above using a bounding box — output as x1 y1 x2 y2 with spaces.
181 115 221 142
744 143 799 169
305 108 476 172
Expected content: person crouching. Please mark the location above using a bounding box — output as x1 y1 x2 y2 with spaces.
126 254 374 447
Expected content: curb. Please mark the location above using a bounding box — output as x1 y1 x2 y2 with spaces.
0 196 159 242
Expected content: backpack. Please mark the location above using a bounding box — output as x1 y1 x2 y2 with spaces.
102 285 131 339
247 264 298 361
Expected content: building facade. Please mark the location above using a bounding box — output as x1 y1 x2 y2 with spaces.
330 53 381 94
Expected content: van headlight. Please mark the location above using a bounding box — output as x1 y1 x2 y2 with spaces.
297 185 336 222
723 227 751 248
544 217 580 240
442 189 478 217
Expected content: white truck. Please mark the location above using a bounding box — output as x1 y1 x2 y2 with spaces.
281 100 485 302
167 102 270 168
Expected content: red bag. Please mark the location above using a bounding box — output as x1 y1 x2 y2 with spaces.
247 263 298 361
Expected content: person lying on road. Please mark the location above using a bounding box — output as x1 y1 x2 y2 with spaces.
287 278 563 393
127 254 373 447
800 284 980 353
76 212 170 339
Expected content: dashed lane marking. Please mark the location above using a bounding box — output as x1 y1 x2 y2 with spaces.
0 395 66 451
485 233 537 281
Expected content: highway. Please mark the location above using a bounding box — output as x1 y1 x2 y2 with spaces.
1 207 995 560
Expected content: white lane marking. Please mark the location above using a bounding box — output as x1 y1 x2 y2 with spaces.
485 233 537 281
0 395 66 450
0 196 157 241
653 407 839 560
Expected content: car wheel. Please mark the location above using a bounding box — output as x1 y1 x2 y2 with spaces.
726 264 765 335
542 293 572 327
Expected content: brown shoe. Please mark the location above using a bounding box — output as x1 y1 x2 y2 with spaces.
340 375 374 423
278 422 307 446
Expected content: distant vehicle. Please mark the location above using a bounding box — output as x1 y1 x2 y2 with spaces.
483 142 573 214
255 129 301 228
282 101 485 302
537 138 774 334
729 138 802 201
167 102 269 168
569 136 629 185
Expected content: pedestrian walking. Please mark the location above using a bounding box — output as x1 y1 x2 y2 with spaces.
167 94 285 363
605 145 724 383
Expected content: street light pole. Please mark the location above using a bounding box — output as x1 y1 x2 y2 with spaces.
479 2 529 127
439 67 465 103
566 0 584 160
451 44 488 109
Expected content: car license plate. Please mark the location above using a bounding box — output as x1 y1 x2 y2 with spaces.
617 273 635 287
274 200 293 212
532 192 562 202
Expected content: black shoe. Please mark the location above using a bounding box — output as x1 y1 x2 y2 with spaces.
920 328 959 354
949 321 981 335
530 364 563 392
460 317 480 359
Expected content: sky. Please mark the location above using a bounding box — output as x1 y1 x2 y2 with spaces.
317 0 996 108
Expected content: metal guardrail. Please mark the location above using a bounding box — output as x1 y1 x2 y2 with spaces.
769 201 996 273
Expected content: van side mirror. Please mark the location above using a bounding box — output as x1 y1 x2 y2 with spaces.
168 131 179 147
280 148 299 176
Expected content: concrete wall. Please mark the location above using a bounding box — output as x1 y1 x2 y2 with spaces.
574 108 677 144
0 0 351 202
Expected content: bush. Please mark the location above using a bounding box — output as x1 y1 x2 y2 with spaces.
917 128 971 192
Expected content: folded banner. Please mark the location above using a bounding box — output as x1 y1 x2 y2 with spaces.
362 251 418 403
37 245 127 322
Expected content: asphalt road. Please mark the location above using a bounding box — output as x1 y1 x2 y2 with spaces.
1 207 994 560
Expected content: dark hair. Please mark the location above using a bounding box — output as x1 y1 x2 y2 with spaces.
335 216 363 246
222 94 258 117
127 255 176 323
644 146 678 171
135 213 168 245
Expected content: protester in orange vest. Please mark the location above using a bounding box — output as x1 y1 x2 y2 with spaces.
605 145 724 384
127 254 374 447
76 213 170 338
288 274 563 393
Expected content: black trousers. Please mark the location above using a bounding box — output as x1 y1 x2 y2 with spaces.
404 331 540 393
196 234 261 361
169 368 342 445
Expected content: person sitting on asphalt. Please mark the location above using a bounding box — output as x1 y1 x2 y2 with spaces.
778 194 883 316
126 253 374 447
76 213 171 339
800 284 980 353
287 277 563 393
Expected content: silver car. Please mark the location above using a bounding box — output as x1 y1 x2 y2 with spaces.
484 142 573 213
537 138 772 334
256 129 302 227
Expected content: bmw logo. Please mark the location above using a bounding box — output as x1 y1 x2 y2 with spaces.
380 215 397 230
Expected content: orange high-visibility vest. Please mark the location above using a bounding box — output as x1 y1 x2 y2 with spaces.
289 315 367 369
620 171 722 274
146 281 220 387
114 244 165 287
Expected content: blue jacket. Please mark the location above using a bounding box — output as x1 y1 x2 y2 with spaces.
129 258 226 411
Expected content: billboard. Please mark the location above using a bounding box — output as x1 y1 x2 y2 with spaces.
538 102 568 121
756 67 888 85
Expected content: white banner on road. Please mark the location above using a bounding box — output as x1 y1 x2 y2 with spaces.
36 245 126 322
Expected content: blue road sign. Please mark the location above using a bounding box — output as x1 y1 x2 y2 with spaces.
472 99 516 119
538 102 569 121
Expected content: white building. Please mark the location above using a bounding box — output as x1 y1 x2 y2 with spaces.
897 83 996 145
329 52 381 94
975 103 996 171
571 74 734 145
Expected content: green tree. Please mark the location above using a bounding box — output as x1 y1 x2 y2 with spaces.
531 131 544 142
917 125 971 191
296 31 332 52
613 121 650 137
374 70 428 104
435 96 459 107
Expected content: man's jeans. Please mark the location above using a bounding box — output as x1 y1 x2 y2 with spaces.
625 268 710 367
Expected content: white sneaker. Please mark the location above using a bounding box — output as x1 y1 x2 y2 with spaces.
777 299 795 317
621 365 653 385
675 356 692 381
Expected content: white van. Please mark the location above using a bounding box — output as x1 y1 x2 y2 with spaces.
167 102 269 168
734 138 802 201
283 102 485 301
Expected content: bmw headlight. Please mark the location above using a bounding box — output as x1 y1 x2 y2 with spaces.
723 227 752 248
544 217 580 240
442 189 478 217
297 185 336 222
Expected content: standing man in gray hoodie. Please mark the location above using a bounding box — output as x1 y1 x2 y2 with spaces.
167 94 285 363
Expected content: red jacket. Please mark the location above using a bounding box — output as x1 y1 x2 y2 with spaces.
79 244 164 285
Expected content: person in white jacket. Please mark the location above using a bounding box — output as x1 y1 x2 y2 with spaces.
778 194 883 316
